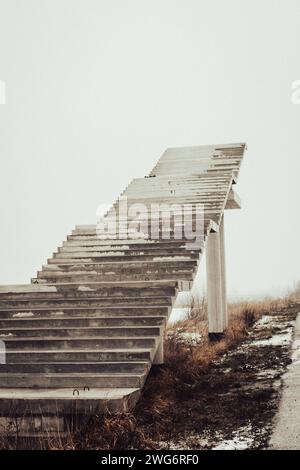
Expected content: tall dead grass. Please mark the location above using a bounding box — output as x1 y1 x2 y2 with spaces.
166 296 289 377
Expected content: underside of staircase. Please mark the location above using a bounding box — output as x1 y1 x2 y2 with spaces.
0 143 245 439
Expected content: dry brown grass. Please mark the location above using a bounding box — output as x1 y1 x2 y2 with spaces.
166 296 290 374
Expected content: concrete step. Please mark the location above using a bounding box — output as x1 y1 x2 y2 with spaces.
0 387 141 415
70 222 194 233
66 234 199 243
36 271 194 283
117 205 222 214
108 196 215 206
0 361 150 374
57 246 196 255
0 326 161 338
71 228 208 239
0 280 180 291
98 215 211 226
52 252 198 263
0 315 166 328
0 296 172 310
65 231 200 244
5 349 154 363
0 282 178 298
3 336 157 350
0 306 169 318
60 242 190 251
0 286 176 298
124 189 228 197
63 240 188 248
47 253 198 264
0 372 147 388
73 215 214 227
124 183 228 192
127 173 232 181
42 259 197 271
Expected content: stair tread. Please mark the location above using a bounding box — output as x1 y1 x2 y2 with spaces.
0 315 165 322
0 306 169 312
1 334 158 338
2 361 149 365
0 280 180 292
0 387 140 399
0 372 145 377
6 348 153 353
0 325 161 330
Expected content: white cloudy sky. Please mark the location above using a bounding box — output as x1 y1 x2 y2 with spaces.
0 0 299 298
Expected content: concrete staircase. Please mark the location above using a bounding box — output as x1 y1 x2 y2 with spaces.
0 143 245 438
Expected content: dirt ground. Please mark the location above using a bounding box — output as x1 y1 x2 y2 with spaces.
146 301 300 450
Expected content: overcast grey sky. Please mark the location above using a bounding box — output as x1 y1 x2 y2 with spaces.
0 0 299 298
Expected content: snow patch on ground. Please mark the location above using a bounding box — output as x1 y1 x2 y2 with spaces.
157 432 211 450
167 329 203 346
251 332 292 348
177 332 203 346
254 315 273 327
158 425 255 450
212 425 254 450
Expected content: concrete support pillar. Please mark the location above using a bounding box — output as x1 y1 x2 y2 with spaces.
219 217 228 328
153 327 164 365
206 218 227 336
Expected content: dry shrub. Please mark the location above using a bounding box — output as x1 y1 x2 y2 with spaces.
166 296 290 377
82 413 153 450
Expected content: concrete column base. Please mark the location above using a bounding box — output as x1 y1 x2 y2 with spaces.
208 332 225 342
